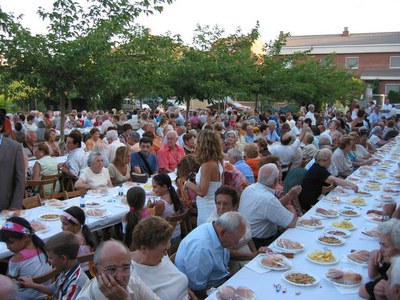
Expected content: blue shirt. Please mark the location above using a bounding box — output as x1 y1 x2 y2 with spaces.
244 133 256 143
266 130 280 142
83 118 93 128
175 223 230 290
130 152 158 175
234 160 255 183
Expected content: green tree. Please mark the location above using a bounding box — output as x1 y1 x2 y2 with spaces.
0 0 173 150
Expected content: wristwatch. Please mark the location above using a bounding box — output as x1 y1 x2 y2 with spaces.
381 215 391 222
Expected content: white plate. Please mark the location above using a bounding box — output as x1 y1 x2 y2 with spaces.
87 189 109 197
257 254 292 271
316 234 345 246
323 227 351 238
346 198 367 206
324 269 362 287
282 271 320 287
215 286 255 300
364 185 380 191
274 239 305 253
382 188 400 195
355 191 372 197
0 210 28 219
307 251 338 265
86 209 109 218
85 201 105 208
377 195 395 202
364 213 382 223
299 218 324 229
331 221 356 231
46 200 68 209
339 209 360 217
346 252 369 266
123 182 137 188
321 197 341 204
30 221 50 234
360 228 379 240
38 214 61 221
315 209 339 218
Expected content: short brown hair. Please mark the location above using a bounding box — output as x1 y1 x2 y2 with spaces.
132 216 173 250
46 231 80 259
35 142 50 156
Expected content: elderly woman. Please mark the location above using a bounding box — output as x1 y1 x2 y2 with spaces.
185 129 224 225
44 129 61 157
359 127 377 154
332 136 354 178
182 132 196 155
74 152 112 190
32 142 60 195
223 130 238 153
108 146 132 186
131 216 196 300
359 219 400 300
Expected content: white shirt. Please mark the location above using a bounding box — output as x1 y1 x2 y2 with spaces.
65 148 86 177
131 256 189 300
106 139 125 163
269 138 301 166
238 183 294 239
382 103 393 119
304 111 316 125
79 167 110 188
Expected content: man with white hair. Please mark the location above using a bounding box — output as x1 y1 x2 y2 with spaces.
175 211 247 298
227 148 254 183
266 120 280 143
157 131 185 173
105 130 124 163
304 104 316 125
0 275 19 300
238 164 298 248
387 256 400 300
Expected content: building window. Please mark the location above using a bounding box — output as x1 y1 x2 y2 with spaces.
345 57 359 69
385 84 400 94
390 57 400 69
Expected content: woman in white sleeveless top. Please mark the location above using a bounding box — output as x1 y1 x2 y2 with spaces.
185 129 224 225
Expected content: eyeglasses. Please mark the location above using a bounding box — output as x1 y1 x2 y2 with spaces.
96 263 132 276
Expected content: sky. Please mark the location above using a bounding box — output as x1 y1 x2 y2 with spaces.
1 0 399 44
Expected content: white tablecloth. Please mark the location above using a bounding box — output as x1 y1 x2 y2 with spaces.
207 137 400 300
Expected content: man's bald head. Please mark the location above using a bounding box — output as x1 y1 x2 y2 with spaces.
0 275 18 300
258 163 279 187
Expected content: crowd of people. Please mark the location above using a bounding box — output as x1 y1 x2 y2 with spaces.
1 98 400 299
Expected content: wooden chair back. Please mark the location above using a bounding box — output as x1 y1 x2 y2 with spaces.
25 177 58 200
166 206 193 238
22 194 43 209
78 252 96 278
42 172 65 199
33 268 59 284
63 188 87 199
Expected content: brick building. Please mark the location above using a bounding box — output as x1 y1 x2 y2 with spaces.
280 28 400 98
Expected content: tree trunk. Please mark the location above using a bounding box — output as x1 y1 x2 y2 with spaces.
59 92 66 155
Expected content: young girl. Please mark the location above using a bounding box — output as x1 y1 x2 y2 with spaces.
124 186 149 249
61 206 94 275
152 173 183 244
0 217 51 300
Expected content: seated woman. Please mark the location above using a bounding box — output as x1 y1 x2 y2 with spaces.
61 206 94 275
85 128 102 152
332 136 354 178
347 132 378 168
152 173 183 244
44 129 61 157
130 216 196 300
207 186 268 274
32 142 60 195
369 126 393 148
243 143 261 181
74 152 113 190
359 219 400 300
108 145 131 186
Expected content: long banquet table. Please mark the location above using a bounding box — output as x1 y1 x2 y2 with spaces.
206 137 400 300
0 173 177 259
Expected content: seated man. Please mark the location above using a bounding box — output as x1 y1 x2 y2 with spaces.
299 149 358 211
175 212 246 299
78 240 160 300
157 131 185 173
238 164 298 248
130 137 158 176
0 275 18 300
227 148 254 184
59 130 86 180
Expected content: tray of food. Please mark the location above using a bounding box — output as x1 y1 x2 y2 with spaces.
299 218 324 229
360 227 379 240
85 201 105 208
339 209 360 217
39 214 60 221
346 198 367 206
282 271 320 287
364 184 380 191
215 286 255 300
331 220 355 230
346 250 370 266
323 227 351 238
85 208 109 218
316 234 345 246
365 213 383 223
275 238 304 253
0 210 28 218
322 195 341 204
30 220 50 234
87 188 109 196
355 191 372 197
324 268 362 287
307 249 338 265
315 208 339 218
46 199 67 208
258 254 292 270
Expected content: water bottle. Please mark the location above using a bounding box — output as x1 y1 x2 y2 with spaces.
118 184 124 197
79 195 86 208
